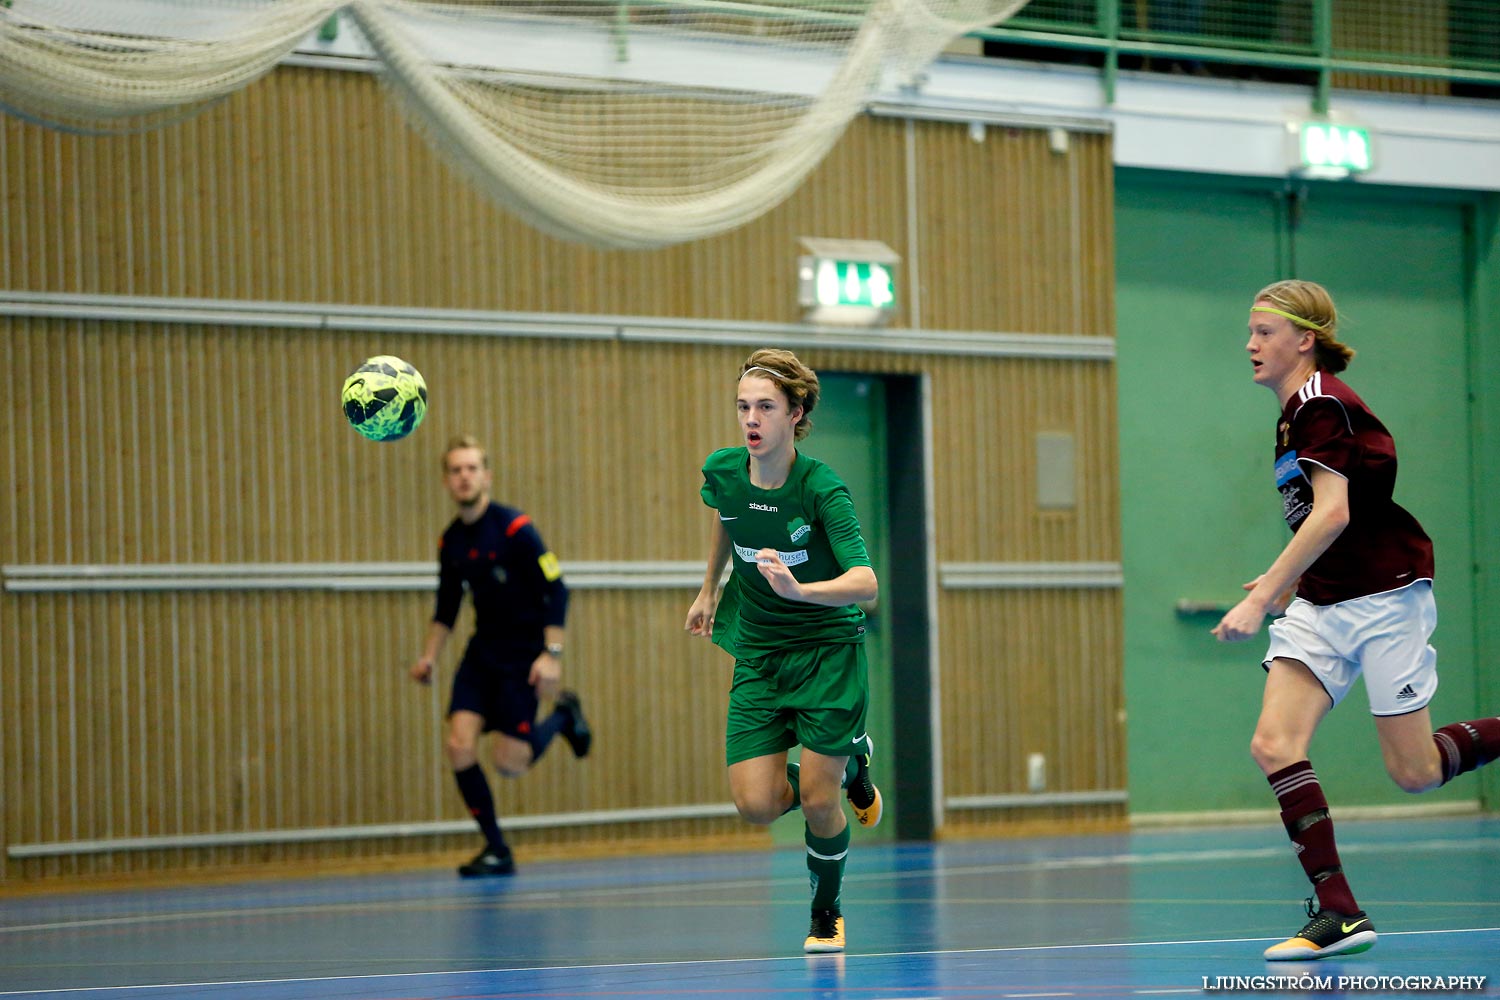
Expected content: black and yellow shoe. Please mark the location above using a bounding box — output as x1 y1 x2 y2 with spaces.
1264 898 1376 961
556 690 592 758
458 846 515 878
803 908 846 953
845 741 882 829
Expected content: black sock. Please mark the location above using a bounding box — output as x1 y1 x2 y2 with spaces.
527 709 567 762
454 764 506 854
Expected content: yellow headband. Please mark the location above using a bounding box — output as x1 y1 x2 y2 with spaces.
1251 305 1325 332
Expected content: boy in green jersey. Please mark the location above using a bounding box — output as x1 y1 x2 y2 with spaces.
684 348 883 955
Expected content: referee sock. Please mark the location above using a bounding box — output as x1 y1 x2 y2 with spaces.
1433 718 1500 785
805 823 850 914
1268 760 1359 916
454 764 507 854
527 708 567 763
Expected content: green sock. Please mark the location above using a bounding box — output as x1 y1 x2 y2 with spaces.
805 823 850 913
842 755 859 789
783 761 801 815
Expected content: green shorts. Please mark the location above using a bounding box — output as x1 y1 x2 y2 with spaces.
724 641 871 766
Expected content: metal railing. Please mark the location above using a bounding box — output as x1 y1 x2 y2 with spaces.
976 0 1500 110
446 2 1497 113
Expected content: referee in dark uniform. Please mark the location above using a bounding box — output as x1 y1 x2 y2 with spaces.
411 435 591 877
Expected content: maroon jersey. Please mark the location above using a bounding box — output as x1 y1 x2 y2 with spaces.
1274 371 1434 605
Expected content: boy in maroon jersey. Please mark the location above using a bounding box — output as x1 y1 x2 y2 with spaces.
1212 279 1500 961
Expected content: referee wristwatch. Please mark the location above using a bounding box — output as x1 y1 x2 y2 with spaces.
545 642 565 659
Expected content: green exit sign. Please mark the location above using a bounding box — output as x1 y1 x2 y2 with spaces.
797 238 899 326
809 258 895 310
1298 122 1373 176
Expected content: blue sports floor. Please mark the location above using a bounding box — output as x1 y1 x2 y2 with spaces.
2 816 1497 999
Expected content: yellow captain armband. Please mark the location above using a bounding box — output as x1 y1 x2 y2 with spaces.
538 551 562 582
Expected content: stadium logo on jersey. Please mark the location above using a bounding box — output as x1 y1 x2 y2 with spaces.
787 517 812 544
748 502 779 512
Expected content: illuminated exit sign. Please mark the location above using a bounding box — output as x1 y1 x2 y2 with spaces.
1296 122 1373 177
808 258 895 310
797 237 899 326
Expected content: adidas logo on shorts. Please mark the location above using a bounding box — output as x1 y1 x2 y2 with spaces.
1395 684 1418 701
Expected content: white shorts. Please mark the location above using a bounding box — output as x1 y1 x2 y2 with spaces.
1263 581 1438 716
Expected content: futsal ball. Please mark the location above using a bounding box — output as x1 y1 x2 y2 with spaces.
341 356 428 442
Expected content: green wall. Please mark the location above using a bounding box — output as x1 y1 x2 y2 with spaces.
1472 198 1500 810
1117 170 1498 815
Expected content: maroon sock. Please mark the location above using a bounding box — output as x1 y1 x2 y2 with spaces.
1433 718 1500 785
1267 760 1359 915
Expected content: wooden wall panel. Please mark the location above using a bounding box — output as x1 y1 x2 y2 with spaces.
1 63 1123 883
910 122 1113 335
941 589 1125 794
1 74 1111 334
4 324 1117 569
1 583 749 879
791 351 1120 563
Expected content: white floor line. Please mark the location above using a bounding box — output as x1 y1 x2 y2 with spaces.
2 927 1497 997
8 835 1498 937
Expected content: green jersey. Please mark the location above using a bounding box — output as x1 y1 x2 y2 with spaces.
699 446 871 659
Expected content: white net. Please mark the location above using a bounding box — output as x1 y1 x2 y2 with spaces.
0 1 344 130
0 0 1032 247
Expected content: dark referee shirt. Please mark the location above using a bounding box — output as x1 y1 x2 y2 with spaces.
433 501 568 658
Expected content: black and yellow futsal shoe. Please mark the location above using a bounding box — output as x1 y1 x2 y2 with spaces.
804 908 846 953
1264 898 1376 960
845 743 882 828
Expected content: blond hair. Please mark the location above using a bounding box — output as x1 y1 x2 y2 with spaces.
739 348 820 441
441 434 489 472
1253 279 1355 373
